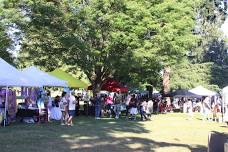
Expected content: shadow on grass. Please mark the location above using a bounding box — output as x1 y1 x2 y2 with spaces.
0 116 207 152
220 125 228 128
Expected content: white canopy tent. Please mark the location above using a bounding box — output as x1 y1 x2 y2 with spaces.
22 66 67 87
0 58 43 127
222 86 228 104
189 86 217 96
0 58 42 87
221 86 228 122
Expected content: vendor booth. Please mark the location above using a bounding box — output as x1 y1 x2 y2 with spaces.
0 58 42 126
88 78 128 93
172 89 200 98
222 86 228 123
189 86 217 97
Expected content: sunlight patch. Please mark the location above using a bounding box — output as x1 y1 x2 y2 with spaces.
61 134 71 138
127 143 144 149
79 136 99 140
154 146 190 152
108 121 116 124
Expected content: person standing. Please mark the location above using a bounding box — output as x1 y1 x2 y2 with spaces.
125 94 131 119
129 94 138 120
46 90 52 122
114 92 122 119
75 93 81 116
59 92 68 125
140 98 149 121
94 94 101 119
202 96 211 121
105 94 113 118
67 91 76 126
186 99 193 120
146 98 153 118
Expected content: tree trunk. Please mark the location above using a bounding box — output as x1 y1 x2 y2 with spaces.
162 66 171 96
91 66 104 96
92 81 102 96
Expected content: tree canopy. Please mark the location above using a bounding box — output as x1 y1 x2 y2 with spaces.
1 0 227 92
0 4 14 64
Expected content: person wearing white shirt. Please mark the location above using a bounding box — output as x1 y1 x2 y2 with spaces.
67 92 76 126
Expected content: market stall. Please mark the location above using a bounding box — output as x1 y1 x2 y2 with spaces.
0 58 42 126
87 78 128 93
189 86 217 96
222 86 228 122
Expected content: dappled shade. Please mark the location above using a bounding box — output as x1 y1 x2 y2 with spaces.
49 69 88 89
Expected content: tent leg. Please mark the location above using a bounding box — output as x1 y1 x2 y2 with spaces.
3 86 8 127
222 99 224 122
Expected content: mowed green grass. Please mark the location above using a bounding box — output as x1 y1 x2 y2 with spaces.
0 113 227 152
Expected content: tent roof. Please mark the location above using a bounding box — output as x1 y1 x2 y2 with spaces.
189 86 216 96
222 86 228 93
49 69 88 88
172 89 200 98
22 66 67 87
88 78 128 92
0 58 41 87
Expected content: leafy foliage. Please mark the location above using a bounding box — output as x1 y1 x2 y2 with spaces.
170 62 228 91
2 0 217 92
0 3 14 64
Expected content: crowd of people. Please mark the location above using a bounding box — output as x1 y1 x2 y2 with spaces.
1 88 228 126
175 96 228 123
93 92 154 121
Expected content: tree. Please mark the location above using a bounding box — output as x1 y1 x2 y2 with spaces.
0 4 14 64
4 0 203 94
191 0 227 64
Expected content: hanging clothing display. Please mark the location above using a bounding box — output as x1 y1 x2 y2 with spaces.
0 89 17 125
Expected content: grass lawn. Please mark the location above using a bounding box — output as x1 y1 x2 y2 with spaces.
0 113 227 152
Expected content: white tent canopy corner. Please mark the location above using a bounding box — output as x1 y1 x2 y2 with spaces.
22 66 67 87
189 85 217 96
222 86 228 104
0 58 42 87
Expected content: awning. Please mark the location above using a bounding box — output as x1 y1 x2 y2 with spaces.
49 69 88 88
189 86 217 96
0 58 41 87
172 89 200 98
88 78 128 93
22 66 67 87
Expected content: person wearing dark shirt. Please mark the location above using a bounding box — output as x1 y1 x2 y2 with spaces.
94 94 101 119
75 93 81 116
53 96 61 107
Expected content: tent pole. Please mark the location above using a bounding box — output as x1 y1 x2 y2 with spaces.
4 86 8 127
222 96 224 122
